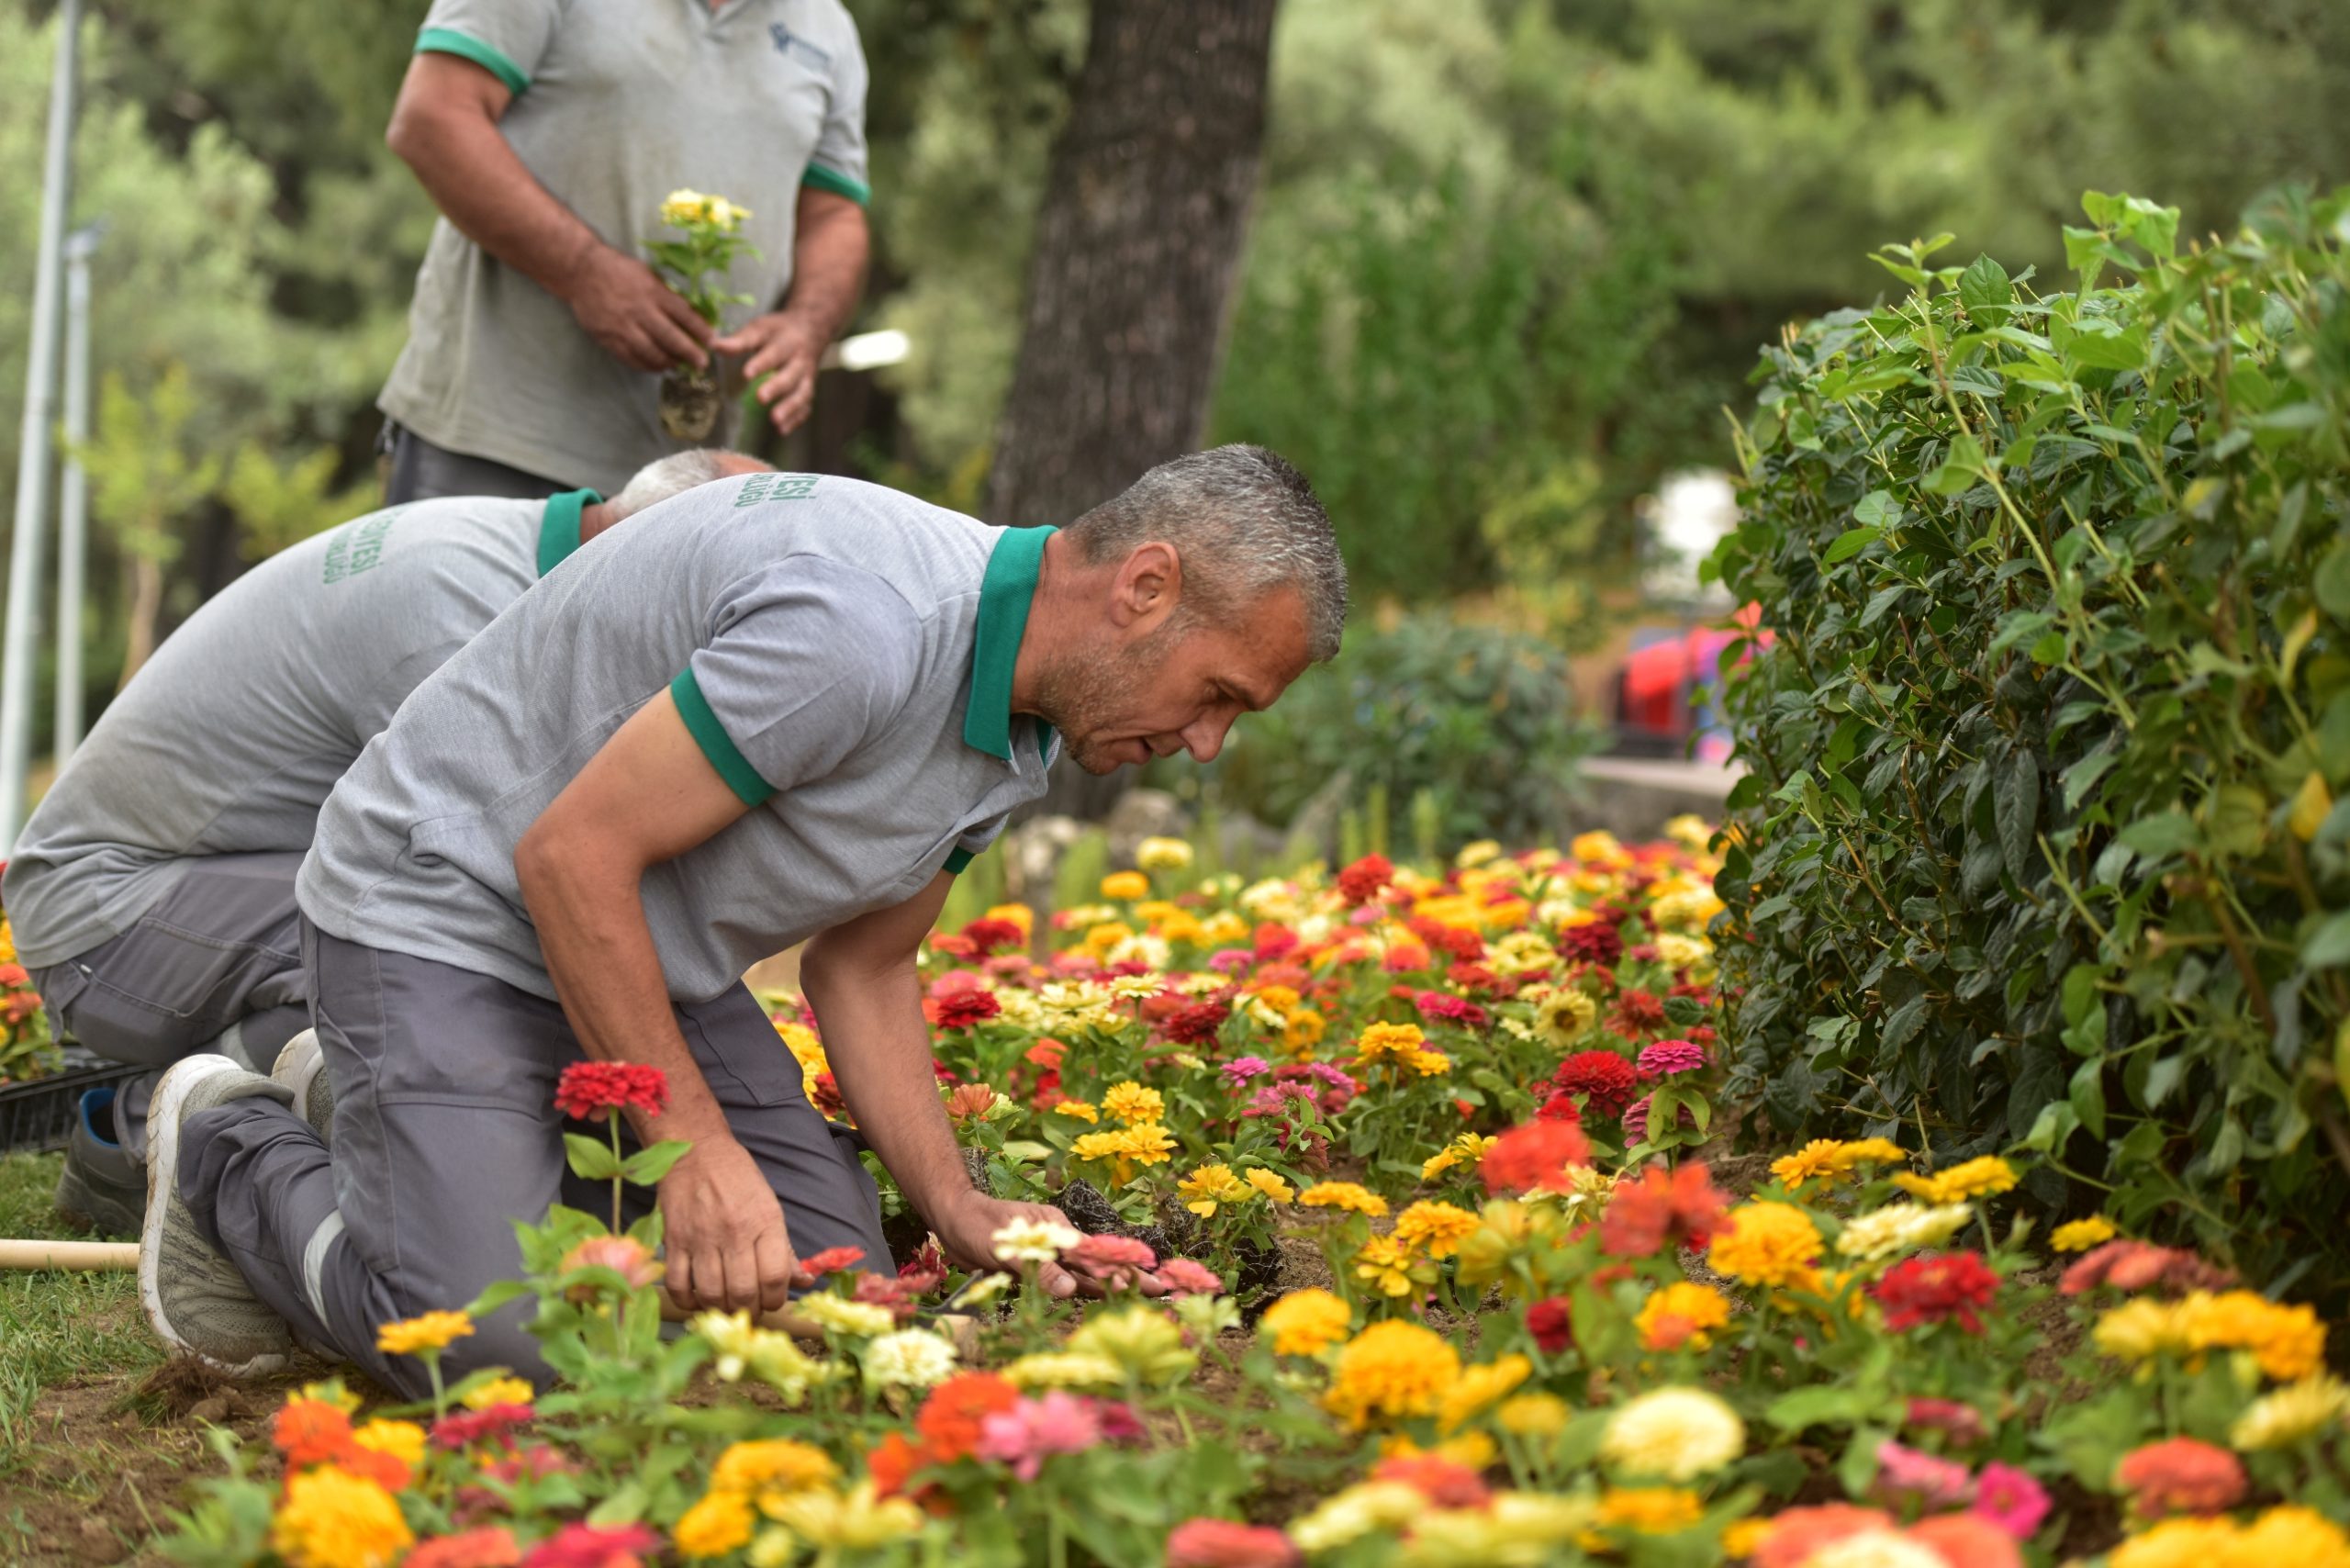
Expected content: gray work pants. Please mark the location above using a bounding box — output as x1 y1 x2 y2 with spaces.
30 852 311 1159
179 921 890 1396
380 421 569 506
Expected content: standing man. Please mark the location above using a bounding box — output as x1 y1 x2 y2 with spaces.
377 0 871 503
141 448 1348 1390
6 450 767 1236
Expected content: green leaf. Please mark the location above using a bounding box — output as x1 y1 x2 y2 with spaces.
1958 254 2013 324
565 1132 624 1182
1852 490 1902 528
1766 1385 1874 1433
1996 751 2039 883
619 1138 692 1187
2301 912 2350 969
2315 546 2350 622
1823 526 1881 564
2116 812 2197 857
1879 994 1929 1056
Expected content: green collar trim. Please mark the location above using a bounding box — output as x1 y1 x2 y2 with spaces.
536 488 601 577
964 525 1054 761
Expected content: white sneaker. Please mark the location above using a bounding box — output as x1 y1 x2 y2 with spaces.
140 1056 296 1376
270 1029 333 1148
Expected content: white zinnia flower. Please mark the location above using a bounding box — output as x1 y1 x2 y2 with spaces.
1598 1386 1747 1481
1834 1202 1975 1261
990 1215 1083 1262
860 1327 958 1391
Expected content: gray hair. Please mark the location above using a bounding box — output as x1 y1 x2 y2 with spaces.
606 449 749 522
1063 445 1348 661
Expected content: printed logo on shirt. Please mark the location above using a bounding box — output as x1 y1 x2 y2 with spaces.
733 475 822 507
769 25 833 71
321 510 403 584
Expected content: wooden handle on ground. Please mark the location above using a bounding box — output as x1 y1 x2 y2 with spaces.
0 1238 139 1271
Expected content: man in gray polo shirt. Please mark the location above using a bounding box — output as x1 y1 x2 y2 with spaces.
377 0 872 501
142 447 1348 1389
6 449 766 1235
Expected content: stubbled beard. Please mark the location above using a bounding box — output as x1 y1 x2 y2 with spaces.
1032 624 1179 775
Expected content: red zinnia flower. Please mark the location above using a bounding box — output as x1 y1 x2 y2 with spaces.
552 1061 668 1121
431 1404 534 1451
1608 988 1668 1038
800 1246 867 1277
1526 1295 1574 1353
1253 923 1301 961
1163 1001 1230 1046
867 1430 933 1499
1599 1160 1727 1258
1481 1119 1591 1194
1873 1251 2000 1333
2058 1239 2234 1297
406 1529 523 1568
961 916 1025 953
1409 918 1485 963
1413 990 1488 1028
930 989 1002 1029
1551 1049 1640 1118
2115 1437 2245 1516
1559 922 1623 965
1537 1091 1583 1124
1336 854 1393 905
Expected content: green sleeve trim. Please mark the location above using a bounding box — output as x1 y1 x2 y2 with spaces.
801 163 871 207
669 667 775 808
944 847 975 875
416 28 531 96
535 487 601 577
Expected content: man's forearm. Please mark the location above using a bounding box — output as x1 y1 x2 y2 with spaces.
393 106 607 301
774 199 869 342
516 842 731 1146
800 949 972 1225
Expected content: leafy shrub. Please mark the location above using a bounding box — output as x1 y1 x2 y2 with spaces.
1187 612 1599 856
1711 188 2350 1298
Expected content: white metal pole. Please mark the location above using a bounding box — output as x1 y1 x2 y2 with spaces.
54 224 99 771
0 0 83 845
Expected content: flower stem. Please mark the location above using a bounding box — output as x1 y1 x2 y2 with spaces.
608 1110 624 1234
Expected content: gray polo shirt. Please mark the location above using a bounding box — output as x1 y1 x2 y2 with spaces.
6 492 600 970
377 0 870 495
298 474 1058 1005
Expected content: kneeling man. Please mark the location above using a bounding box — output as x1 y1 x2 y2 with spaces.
143 446 1346 1391
4 449 765 1231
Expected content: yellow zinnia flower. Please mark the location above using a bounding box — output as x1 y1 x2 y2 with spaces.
1260 1288 1354 1357
1892 1156 2018 1204
375 1310 474 1357
1299 1182 1390 1218
1392 1199 1481 1260
2051 1215 2118 1252
1325 1319 1462 1429
1100 870 1150 902
1707 1203 1823 1291
270 1466 412 1568
1102 1081 1165 1126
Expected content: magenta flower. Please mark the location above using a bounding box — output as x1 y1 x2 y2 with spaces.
1635 1038 1707 1078
1221 1057 1273 1088
1970 1461 2051 1539
1154 1259 1225 1295
977 1392 1102 1481
1208 949 1255 974
1300 1062 1360 1093
1873 1439 1974 1509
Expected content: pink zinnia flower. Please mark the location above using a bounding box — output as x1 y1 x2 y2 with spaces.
1154 1259 1224 1295
519 1523 662 1568
1635 1038 1706 1078
2116 1437 2245 1516
1873 1439 1974 1508
1164 1518 1300 1568
1069 1234 1158 1271
977 1392 1102 1481
1208 949 1255 975
1970 1461 2050 1539
557 1235 661 1300
1221 1057 1273 1088
1905 1397 1988 1445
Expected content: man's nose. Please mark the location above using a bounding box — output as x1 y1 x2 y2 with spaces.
1181 713 1235 764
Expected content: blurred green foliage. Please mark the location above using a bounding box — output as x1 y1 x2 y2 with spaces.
1184 612 1601 856
0 0 2344 723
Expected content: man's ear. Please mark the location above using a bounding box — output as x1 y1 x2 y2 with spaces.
1110 542 1181 630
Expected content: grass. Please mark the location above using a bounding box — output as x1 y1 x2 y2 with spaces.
0 1150 159 1461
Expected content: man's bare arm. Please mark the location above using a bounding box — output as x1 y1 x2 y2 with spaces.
803 875 1125 1297
714 187 870 435
385 52 709 372
514 690 792 1315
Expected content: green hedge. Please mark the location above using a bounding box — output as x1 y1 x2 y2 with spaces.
1710 188 2350 1298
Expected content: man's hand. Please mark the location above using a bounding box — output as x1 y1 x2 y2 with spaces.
655 1133 810 1316
714 312 823 435
930 1191 1165 1300
565 247 714 374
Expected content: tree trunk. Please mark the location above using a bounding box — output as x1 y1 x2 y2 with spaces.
118 553 163 693
990 0 1278 823
985 0 1278 532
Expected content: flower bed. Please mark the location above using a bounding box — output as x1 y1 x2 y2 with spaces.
160 829 2348 1567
